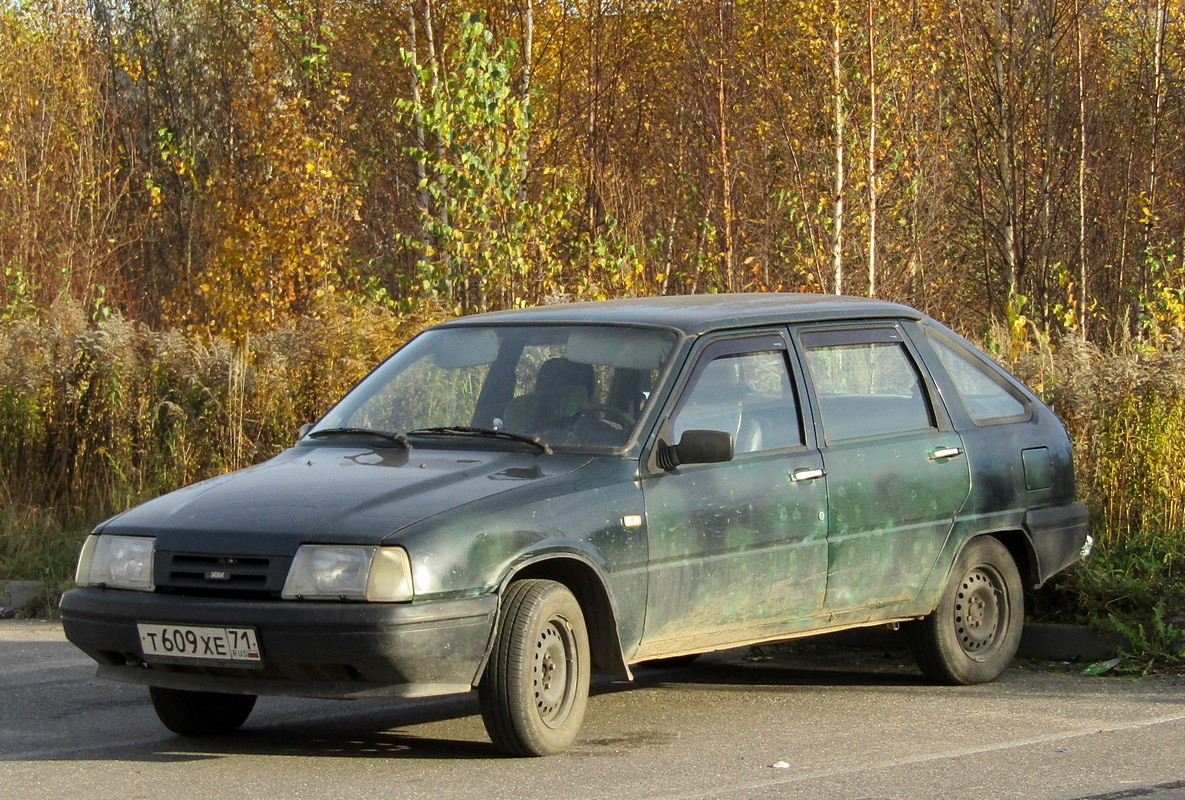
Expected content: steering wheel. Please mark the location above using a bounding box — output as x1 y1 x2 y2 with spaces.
571 404 634 430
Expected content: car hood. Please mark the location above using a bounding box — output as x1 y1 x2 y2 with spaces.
100 445 593 554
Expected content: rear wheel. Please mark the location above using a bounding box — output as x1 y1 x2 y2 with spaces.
910 536 1023 685
479 579 590 756
149 686 256 735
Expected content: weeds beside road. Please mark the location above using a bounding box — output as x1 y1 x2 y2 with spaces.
1009 334 1185 670
1 307 1183 666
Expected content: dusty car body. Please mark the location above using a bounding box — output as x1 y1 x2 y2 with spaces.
61 294 1090 755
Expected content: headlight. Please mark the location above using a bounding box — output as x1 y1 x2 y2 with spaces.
76 534 156 591
282 545 413 602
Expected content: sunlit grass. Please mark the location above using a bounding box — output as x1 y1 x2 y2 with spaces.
0 300 441 611
1005 332 1185 666
2 308 1183 667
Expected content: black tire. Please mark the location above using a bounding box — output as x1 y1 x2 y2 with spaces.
910 536 1024 685
479 579 590 756
149 686 257 735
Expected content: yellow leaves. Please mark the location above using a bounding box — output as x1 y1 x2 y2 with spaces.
166 41 361 343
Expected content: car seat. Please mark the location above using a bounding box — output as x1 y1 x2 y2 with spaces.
503 358 596 432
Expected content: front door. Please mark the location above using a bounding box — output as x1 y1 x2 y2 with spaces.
637 333 828 658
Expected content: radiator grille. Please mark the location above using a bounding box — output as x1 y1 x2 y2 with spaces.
157 551 290 597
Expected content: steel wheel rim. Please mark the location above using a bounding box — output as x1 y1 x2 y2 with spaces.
953 565 1006 659
533 616 578 727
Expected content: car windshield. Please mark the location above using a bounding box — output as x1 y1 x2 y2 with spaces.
309 324 679 451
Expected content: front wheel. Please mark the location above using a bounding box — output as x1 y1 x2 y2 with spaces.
149 686 257 735
909 537 1023 685
479 579 590 756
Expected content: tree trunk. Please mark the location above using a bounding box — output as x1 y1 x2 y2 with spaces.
423 0 448 230
1037 0 1056 320
1075 0 1088 334
831 0 846 296
956 2 996 314
1142 0 1166 282
407 3 430 247
717 0 736 292
866 0 878 298
993 0 1018 300
517 0 533 206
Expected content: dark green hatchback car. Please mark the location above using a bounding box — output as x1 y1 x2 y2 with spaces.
61 294 1090 755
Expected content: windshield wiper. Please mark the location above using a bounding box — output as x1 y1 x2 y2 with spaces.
407 426 553 454
305 427 411 448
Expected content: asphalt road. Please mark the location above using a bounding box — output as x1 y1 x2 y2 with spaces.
2 621 1183 800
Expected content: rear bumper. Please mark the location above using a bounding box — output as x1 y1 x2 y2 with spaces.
60 588 497 699
1025 501 1091 585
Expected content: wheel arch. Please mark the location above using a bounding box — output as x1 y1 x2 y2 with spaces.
984 529 1040 589
923 528 1038 616
484 555 632 682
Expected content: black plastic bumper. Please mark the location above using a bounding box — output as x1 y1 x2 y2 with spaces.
1026 501 1091 584
60 588 497 699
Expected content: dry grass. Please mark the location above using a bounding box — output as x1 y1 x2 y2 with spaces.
3 308 1184 663
1009 334 1185 547
1004 332 1185 665
0 299 443 598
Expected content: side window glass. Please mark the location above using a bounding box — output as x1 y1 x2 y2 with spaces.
671 348 802 455
929 335 1028 424
802 329 934 440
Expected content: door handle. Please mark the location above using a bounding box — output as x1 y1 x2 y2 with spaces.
790 468 827 482
930 447 964 461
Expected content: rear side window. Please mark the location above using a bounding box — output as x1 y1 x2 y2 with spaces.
801 327 935 441
928 335 1029 425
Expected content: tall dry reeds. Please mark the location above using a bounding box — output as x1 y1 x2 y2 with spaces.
0 299 440 587
3 307 1184 658
1008 333 1185 659
1010 334 1185 548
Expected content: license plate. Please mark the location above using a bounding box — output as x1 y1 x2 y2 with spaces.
137 623 262 665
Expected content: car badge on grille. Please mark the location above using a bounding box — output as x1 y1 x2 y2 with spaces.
206 570 231 581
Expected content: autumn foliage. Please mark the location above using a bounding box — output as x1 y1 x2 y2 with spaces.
1 0 1182 339
2 1 1185 637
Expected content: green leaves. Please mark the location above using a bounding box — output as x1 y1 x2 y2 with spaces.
398 15 560 314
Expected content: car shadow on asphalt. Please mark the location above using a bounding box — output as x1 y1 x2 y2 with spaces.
633 635 928 686
32 644 933 764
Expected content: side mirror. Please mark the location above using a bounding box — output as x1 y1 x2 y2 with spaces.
297 422 313 442
658 429 733 471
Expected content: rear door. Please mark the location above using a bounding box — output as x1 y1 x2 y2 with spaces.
794 324 971 617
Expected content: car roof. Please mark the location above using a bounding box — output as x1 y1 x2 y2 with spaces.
436 293 926 337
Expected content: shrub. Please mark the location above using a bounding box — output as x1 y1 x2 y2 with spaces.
0 299 442 594
4 307 1184 667
1010 335 1185 667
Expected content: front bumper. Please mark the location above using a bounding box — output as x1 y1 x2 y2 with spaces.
60 588 497 699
